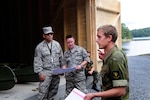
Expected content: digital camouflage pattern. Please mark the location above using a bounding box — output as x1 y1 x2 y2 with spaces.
62 45 90 96
34 40 63 100
34 40 63 74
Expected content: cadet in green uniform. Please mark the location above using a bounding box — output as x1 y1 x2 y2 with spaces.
84 25 129 100
62 35 90 96
85 51 99 91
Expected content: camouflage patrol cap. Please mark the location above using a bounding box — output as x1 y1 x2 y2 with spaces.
42 26 54 34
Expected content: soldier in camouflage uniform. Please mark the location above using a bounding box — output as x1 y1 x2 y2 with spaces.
62 35 90 96
85 51 99 91
84 25 129 100
33 26 63 100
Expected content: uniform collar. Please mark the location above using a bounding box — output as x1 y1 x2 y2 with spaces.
103 45 118 63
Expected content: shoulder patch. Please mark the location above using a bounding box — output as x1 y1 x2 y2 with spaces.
112 71 120 79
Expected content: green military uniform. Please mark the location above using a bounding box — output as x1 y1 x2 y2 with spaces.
85 60 99 90
100 45 129 100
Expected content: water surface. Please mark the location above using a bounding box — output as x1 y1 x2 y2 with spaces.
122 39 150 56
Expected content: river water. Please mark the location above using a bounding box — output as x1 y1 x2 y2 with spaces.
122 39 150 56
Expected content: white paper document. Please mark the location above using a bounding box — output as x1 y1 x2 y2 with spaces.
65 88 85 100
52 67 76 75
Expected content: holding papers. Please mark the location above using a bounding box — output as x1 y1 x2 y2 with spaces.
65 88 85 100
53 67 76 75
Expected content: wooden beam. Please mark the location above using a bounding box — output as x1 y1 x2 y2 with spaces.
77 0 86 48
52 0 64 25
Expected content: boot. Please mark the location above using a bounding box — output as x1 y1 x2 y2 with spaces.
92 84 100 92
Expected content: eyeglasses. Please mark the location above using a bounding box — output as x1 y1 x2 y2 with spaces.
45 33 53 35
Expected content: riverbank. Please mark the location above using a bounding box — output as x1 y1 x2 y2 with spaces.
122 39 132 42
122 37 150 42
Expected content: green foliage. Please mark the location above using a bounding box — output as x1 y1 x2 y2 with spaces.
121 23 150 38
131 27 150 37
121 23 132 39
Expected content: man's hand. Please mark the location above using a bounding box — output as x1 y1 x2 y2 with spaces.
76 65 83 70
88 70 93 75
84 93 94 100
62 65 67 69
98 49 105 60
39 74 45 82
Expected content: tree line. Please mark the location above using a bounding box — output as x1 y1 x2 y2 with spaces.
121 23 150 39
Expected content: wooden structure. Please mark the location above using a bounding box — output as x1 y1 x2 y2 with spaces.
53 0 121 71
1 0 121 72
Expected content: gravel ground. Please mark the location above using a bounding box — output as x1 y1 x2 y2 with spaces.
1 55 150 100
128 55 150 100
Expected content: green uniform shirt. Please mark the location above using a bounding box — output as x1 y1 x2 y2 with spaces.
85 60 93 76
100 45 129 100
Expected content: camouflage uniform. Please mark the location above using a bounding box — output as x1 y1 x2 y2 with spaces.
85 60 98 89
100 45 129 100
62 45 90 96
34 40 63 100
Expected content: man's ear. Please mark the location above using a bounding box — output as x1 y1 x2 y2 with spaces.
107 35 112 42
43 34 45 38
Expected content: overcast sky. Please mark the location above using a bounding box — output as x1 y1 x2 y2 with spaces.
119 0 150 30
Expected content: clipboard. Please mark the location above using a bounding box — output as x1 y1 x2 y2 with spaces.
53 67 76 75
65 88 85 100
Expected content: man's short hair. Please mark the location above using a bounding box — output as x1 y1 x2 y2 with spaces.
97 25 118 42
66 35 73 39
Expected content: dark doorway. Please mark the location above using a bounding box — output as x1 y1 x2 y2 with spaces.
0 0 64 64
